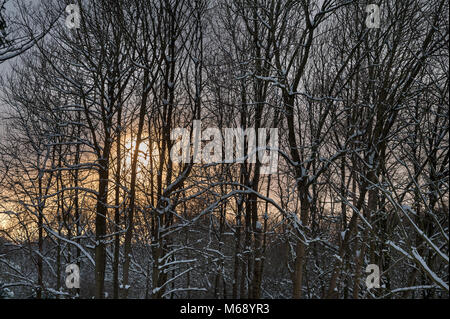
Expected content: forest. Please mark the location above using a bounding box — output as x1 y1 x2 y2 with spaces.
0 0 448 299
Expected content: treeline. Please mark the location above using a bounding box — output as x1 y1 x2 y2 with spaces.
0 0 448 299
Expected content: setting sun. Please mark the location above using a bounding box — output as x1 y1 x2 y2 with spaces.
124 139 158 167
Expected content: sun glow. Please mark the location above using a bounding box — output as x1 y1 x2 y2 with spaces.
124 139 158 167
